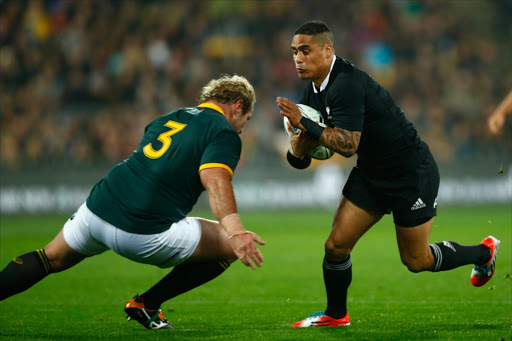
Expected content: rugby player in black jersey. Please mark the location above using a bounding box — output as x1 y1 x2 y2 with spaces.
0 75 265 330
277 21 500 327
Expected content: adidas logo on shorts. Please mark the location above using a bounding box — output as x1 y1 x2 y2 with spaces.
411 198 426 210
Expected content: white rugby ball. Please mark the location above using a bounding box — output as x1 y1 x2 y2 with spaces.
283 104 334 160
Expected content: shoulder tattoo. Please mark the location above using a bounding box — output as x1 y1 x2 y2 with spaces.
320 128 361 157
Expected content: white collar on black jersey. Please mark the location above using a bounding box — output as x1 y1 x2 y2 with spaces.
312 55 337 93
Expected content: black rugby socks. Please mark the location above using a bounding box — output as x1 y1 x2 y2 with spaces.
141 260 230 310
429 241 490 272
0 249 53 301
323 255 352 319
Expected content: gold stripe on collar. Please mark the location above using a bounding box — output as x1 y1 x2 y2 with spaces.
198 103 225 116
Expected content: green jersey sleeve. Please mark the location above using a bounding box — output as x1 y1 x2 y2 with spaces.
199 126 241 178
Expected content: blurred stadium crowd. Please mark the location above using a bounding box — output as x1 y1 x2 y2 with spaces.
1 0 511 171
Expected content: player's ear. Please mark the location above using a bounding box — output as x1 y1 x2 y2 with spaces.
324 43 333 59
235 99 244 116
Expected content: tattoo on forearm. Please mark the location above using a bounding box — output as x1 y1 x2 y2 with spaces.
320 128 361 157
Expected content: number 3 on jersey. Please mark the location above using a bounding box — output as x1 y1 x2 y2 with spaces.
143 120 187 159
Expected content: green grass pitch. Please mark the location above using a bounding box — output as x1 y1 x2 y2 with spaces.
0 205 510 340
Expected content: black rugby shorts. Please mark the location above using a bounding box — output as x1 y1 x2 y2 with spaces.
342 150 439 227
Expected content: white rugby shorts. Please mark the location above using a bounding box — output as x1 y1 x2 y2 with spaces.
63 203 202 268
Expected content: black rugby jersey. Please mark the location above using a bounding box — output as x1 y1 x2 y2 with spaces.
300 56 428 177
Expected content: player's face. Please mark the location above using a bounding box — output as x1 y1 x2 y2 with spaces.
232 108 253 134
291 34 331 84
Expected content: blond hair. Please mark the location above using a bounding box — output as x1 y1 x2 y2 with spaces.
199 74 256 114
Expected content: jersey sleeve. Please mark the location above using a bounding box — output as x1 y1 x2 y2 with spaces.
328 75 365 131
199 128 241 178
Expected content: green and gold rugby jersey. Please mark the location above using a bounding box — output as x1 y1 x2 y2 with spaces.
86 103 241 234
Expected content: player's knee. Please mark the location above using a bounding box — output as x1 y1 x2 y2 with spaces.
324 239 351 262
44 248 83 273
400 256 431 273
46 257 65 273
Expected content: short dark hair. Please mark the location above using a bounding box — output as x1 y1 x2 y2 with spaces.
294 21 334 47
294 21 331 36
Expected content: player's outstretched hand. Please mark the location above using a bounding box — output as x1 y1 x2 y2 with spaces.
277 97 302 129
488 112 505 135
229 231 265 270
488 90 512 135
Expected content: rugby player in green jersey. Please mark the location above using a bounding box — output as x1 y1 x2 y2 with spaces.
0 74 265 330
277 21 500 328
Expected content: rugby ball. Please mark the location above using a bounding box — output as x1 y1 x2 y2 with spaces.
283 104 334 160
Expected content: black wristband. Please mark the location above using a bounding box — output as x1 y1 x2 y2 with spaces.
286 150 311 169
300 117 325 140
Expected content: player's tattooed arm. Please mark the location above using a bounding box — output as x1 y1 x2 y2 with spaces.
320 127 361 158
